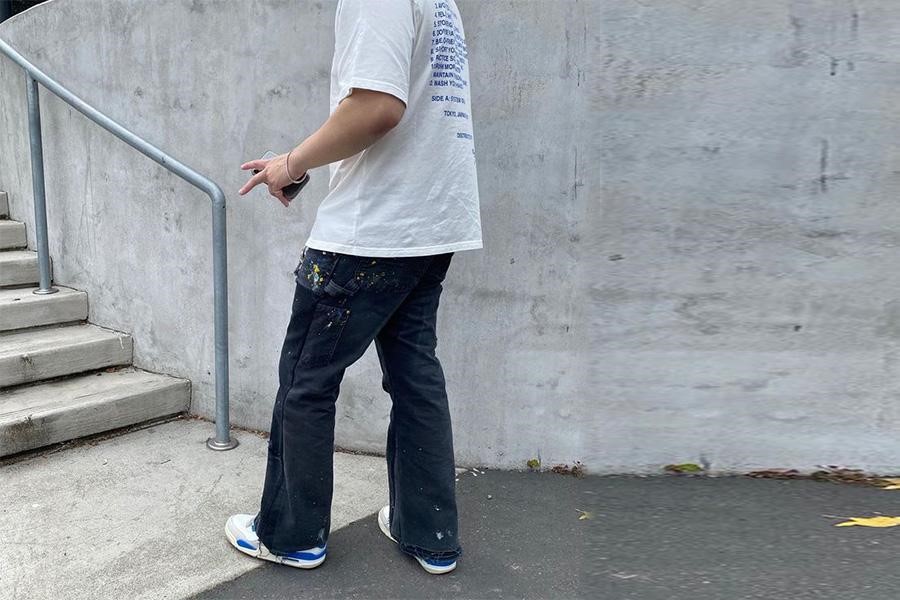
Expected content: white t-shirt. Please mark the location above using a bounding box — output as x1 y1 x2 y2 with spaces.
305 0 483 257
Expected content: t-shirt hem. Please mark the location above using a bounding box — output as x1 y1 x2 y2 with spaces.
305 238 483 258
341 78 409 106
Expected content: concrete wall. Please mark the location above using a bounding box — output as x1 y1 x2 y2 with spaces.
0 0 597 471
588 0 900 473
5 0 898 475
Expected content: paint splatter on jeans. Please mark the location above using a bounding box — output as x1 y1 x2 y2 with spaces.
254 247 461 562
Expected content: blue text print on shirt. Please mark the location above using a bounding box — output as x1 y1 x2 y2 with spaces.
429 0 473 150
430 2 469 109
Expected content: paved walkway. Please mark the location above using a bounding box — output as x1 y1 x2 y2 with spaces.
195 469 597 600
9 417 900 600
197 471 900 600
1 417 389 600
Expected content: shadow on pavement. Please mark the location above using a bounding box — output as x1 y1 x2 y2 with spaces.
193 469 597 599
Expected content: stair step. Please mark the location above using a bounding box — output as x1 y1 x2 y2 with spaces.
0 192 7 219
0 250 50 287
0 286 88 332
0 367 190 457
0 221 26 249
0 323 132 388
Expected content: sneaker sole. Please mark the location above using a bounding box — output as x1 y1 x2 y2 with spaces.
377 507 456 575
225 522 326 569
377 506 399 543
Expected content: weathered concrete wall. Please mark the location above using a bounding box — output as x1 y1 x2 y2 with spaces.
588 0 900 473
0 0 597 471
6 0 898 475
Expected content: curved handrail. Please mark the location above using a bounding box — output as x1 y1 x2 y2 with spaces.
0 39 226 207
0 37 236 450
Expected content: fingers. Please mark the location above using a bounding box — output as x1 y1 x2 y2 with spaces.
262 179 289 207
274 187 290 207
240 159 268 171
237 157 292 207
238 170 266 195
269 185 291 208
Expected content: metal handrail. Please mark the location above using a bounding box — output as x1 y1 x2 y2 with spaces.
0 37 237 451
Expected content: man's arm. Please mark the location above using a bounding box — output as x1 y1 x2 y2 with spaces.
238 89 405 205
289 89 405 177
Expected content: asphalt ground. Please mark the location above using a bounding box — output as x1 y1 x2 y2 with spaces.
194 468 597 599
195 469 900 600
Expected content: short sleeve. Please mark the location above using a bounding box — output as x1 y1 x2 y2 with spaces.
333 0 416 106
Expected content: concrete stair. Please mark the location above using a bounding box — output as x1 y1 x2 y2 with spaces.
0 250 42 287
0 368 190 457
0 323 133 387
0 285 88 331
0 220 26 249
0 189 191 458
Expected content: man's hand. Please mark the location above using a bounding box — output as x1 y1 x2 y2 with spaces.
238 153 304 208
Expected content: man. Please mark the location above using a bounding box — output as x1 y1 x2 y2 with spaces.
224 0 482 575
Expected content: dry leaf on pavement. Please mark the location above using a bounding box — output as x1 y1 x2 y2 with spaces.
834 516 900 527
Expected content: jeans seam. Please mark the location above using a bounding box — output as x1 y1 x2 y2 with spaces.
260 287 317 536
391 399 401 543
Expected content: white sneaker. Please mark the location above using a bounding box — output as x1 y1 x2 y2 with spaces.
225 513 326 569
377 505 457 575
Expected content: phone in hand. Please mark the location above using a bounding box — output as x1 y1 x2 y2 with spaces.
252 150 310 200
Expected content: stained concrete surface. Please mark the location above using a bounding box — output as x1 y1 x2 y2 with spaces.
0 417 389 600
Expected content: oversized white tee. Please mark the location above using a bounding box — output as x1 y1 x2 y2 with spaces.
305 0 483 257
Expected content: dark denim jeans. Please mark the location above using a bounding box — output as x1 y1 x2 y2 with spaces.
253 246 461 562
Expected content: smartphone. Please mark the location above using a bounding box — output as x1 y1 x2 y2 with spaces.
252 150 310 200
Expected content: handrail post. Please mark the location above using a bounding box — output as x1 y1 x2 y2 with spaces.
2 37 235 450
206 188 237 451
25 72 58 296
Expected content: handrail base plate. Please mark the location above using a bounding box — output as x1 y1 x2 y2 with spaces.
206 435 239 451
33 287 59 295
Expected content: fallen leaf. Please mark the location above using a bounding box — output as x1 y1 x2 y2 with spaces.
665 463 703 474
834 516 900 527
576 509 593 521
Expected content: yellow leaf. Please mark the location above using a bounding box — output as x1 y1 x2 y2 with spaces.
665 463 703 473
879 478 900 489
576 509 593 521
834 516 900 527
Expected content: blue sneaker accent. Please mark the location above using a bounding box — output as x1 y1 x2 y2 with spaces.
236 539 256 551
279 547 327 562
422 556 457 567
377 505 458 574
226 513 327 569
